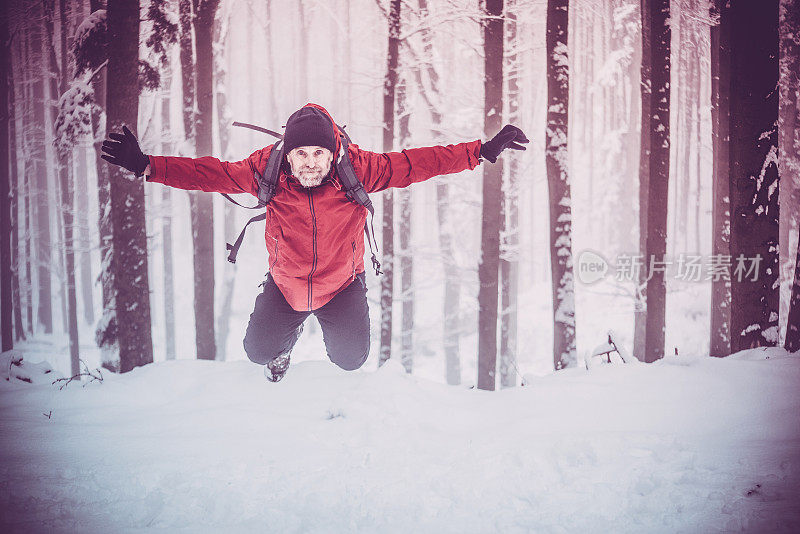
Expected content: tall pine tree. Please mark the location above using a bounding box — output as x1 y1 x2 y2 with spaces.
709 0 731 357
727 0 780 351
477 0 504 390
545 0 576 370
643 0 671 363
379 0 402 367
103 0 153 372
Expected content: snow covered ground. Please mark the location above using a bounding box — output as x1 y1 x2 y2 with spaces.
1 347 799 533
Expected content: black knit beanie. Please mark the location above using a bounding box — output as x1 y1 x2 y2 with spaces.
283 106 337 154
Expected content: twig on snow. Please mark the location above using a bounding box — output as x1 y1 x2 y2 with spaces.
52 360 104 390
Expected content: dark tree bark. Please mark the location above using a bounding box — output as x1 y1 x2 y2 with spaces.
179 0 194 145
787 233 800 351
1 0 11 351
500 0 520 387
104 0 153 372
634 0 651 360
545 0 575 371
190 0 219 361
477 0 504 390
780 0 800 347
643 0 671 363
727 0 780 351
379 0 401 367
709 0 731 357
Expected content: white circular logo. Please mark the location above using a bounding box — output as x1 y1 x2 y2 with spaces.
576 249 609 284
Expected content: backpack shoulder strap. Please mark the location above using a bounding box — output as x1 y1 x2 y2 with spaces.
335 127 373 214
255 140 284 207
334 126 382 275
225 142 284 264
220 141 284 210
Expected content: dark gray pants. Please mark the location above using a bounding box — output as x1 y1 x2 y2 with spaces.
243 272 370 371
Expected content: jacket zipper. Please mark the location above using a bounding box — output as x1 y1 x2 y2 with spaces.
269 236 278 271
307 189 318 310
351 241 356 280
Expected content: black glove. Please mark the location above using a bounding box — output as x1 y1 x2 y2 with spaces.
100 125 150 176
479 124 529 163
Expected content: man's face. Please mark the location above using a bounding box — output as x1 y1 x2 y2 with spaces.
286 146 334 188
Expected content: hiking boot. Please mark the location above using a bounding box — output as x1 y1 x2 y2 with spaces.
263 323 304 382
264 351 291 382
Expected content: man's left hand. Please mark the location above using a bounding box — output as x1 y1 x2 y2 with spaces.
480 125 529 163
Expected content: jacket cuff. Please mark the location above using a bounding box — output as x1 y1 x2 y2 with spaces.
146 155 164 183
470 140 483 168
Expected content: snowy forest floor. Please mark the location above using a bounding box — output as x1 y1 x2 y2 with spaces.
1 348 799 533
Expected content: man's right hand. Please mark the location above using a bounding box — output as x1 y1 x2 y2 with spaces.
101 125 150 176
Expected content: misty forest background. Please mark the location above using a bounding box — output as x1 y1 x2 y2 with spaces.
1 0 799 389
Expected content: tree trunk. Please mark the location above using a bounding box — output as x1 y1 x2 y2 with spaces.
500 0 520 387
477 0 504 390
787 236 800 351
397 71 413 374
160 66 176 360
8 47 24 342
415 0 460 384
162 190 176 360
50 0 80 374
32 5 53 334
643 0 671 363
297 0 309 102
71 0 94 329
1 0 11 351
21 32 34 336
546 0 576 371
261 0 279 126
89 0 115 365
677 4 691 254
633 0 651 361
379 0 402 367
73 0 93 328
44 4 69 338
438 187 461 385
727 0 780 351
693 47 702 255
215 11 236 361
104 0 154 372
190 0 219 361
779 0 800 347
76 147 94 325
179 0 195 147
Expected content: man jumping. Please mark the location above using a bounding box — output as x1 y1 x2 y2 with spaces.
101 103 528 381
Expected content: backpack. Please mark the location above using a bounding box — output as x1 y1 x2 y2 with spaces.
222 122 382 276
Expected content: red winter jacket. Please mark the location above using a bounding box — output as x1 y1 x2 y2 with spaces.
147 104 482 311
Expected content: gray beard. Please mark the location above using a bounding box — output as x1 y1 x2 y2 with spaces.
296 172 325 188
